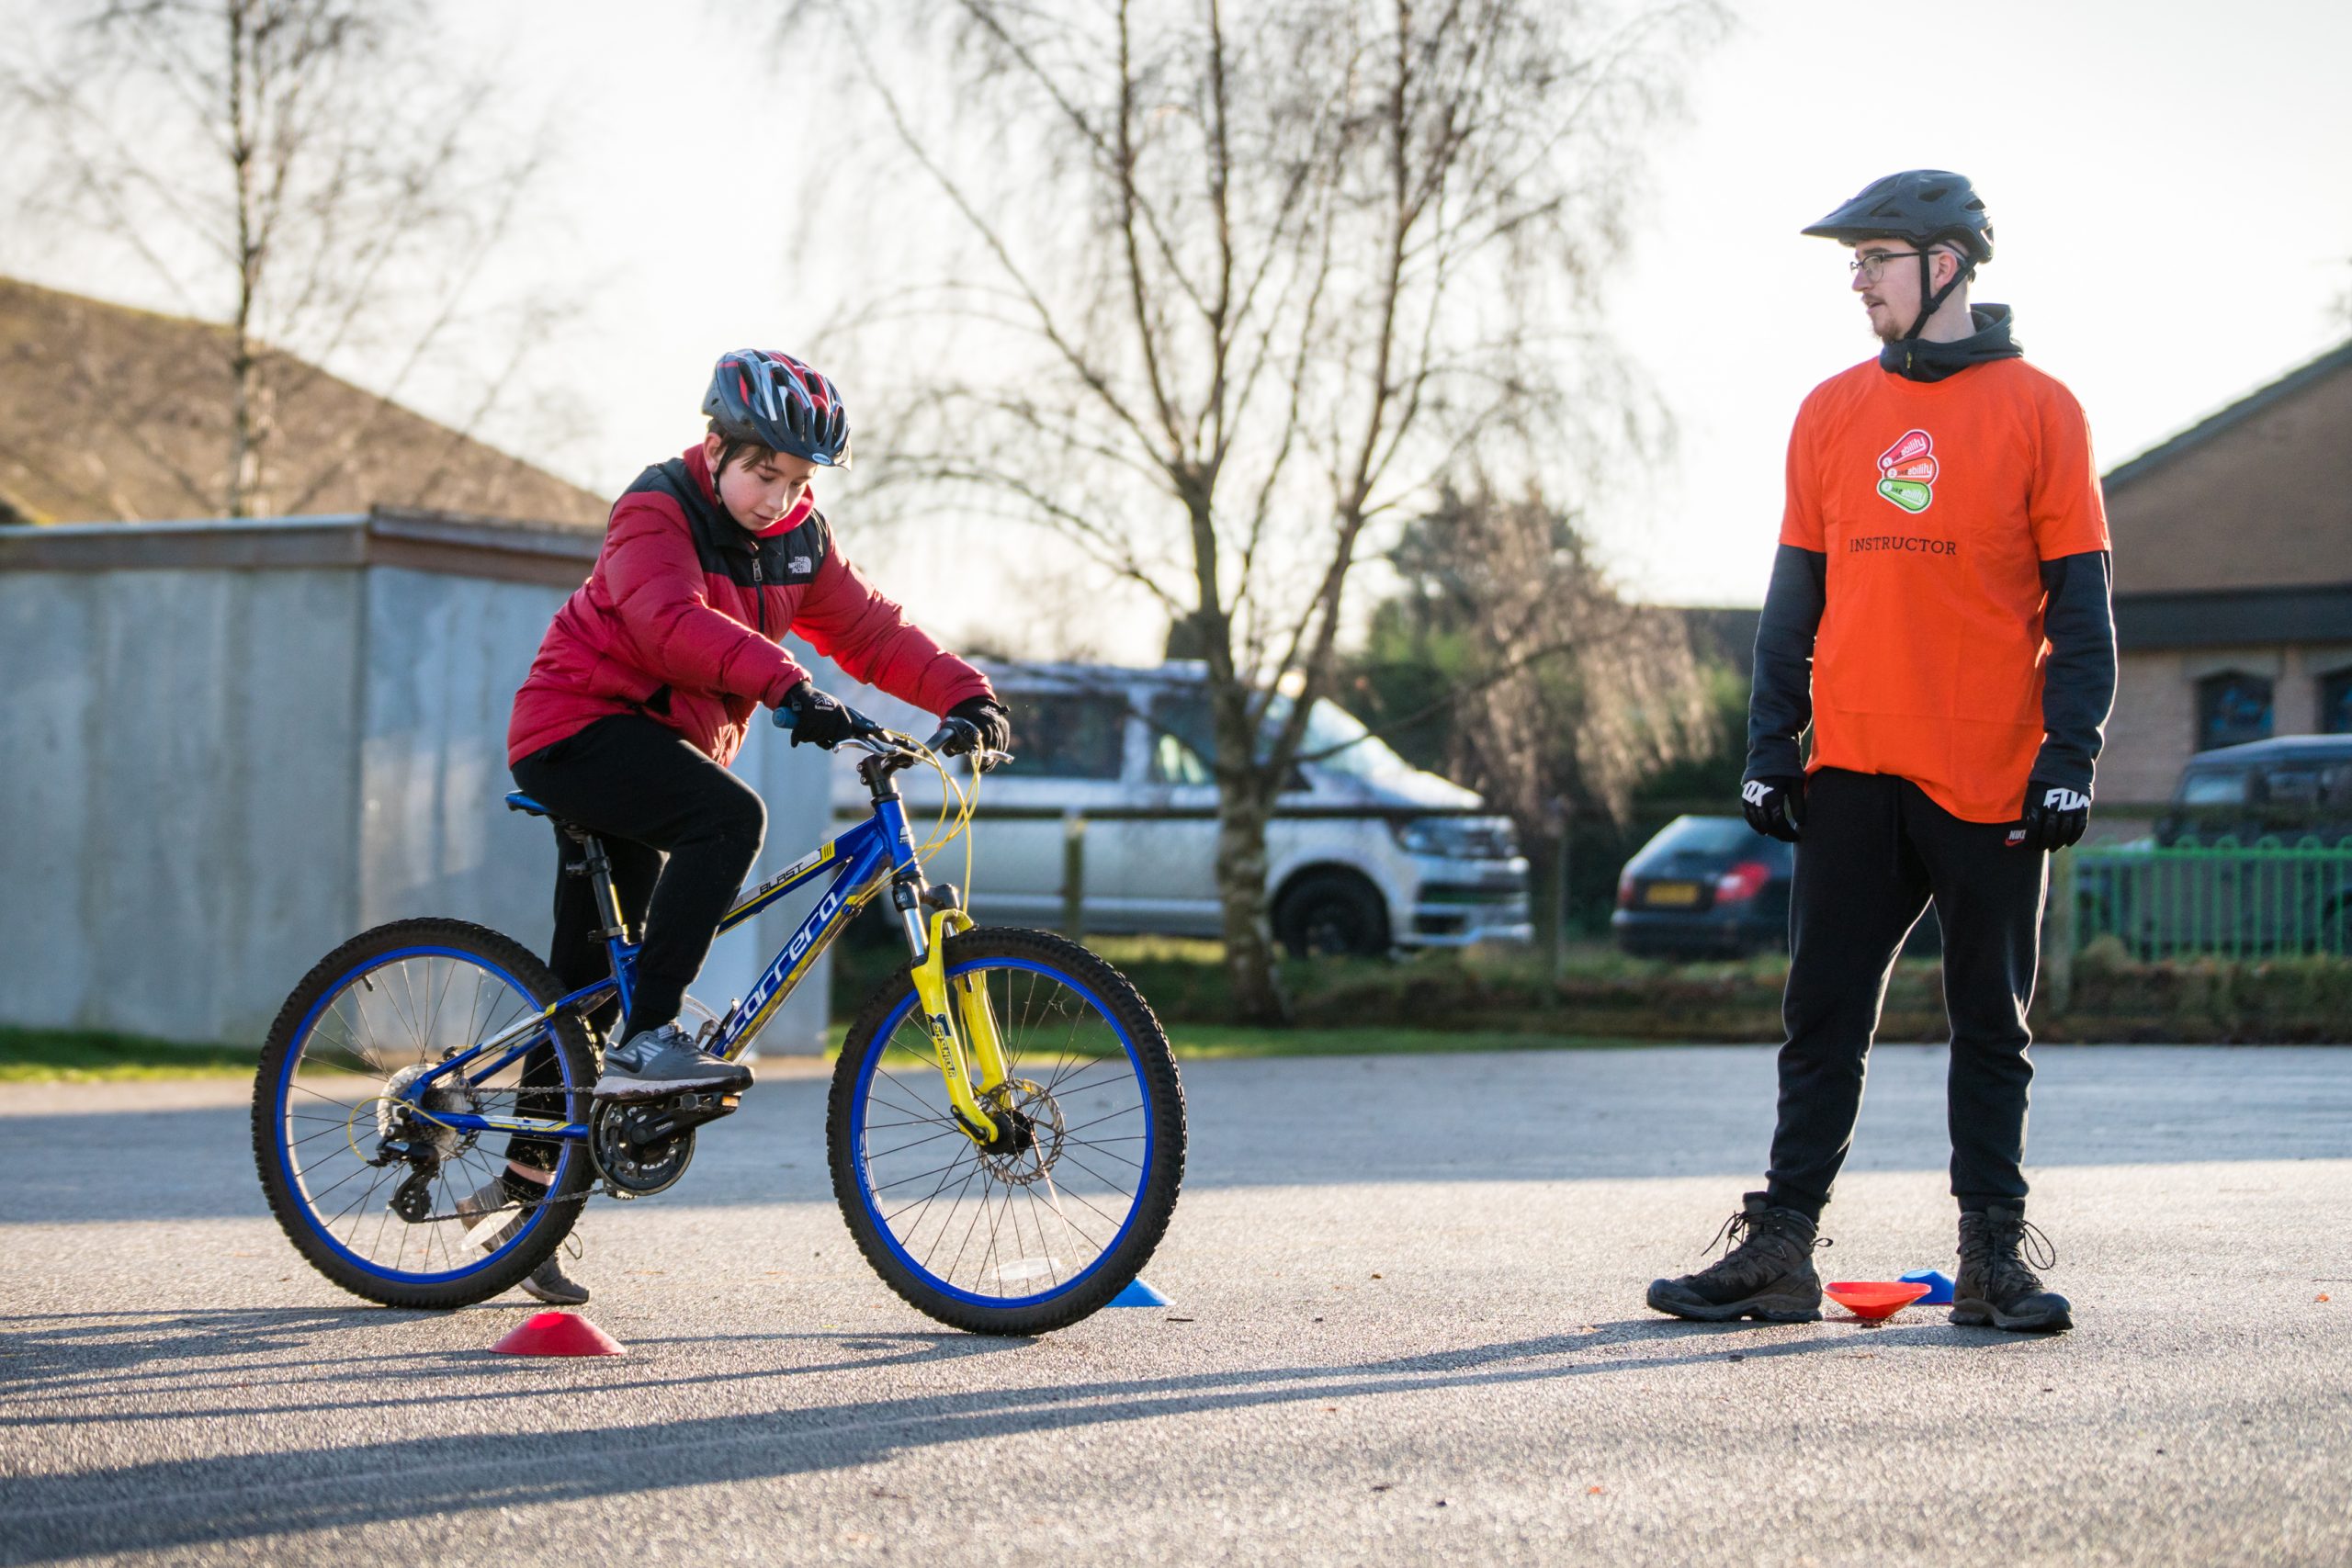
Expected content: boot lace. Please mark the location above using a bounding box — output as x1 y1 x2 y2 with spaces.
1962 1212 2056 1296
1694 1206 1828 1290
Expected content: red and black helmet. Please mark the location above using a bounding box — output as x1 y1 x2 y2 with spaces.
703 349 852 468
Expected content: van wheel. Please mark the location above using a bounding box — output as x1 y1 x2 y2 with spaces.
1274 871 1391 958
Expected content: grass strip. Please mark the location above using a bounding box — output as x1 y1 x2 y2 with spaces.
0 1026 254 1082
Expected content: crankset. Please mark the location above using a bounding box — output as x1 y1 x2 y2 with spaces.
589 1089 742 1199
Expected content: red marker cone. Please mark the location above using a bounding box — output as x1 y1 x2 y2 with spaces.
490 1310 626 1357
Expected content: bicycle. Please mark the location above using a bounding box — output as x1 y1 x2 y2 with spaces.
251 719 1187 1335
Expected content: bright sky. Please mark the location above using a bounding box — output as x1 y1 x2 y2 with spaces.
10 0 2350 649
1602 0 2352 608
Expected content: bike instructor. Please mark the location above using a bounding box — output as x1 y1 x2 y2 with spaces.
1647 171 2117 1334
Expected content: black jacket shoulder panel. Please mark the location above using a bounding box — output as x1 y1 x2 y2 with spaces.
755 509 831 585
622 459 831 589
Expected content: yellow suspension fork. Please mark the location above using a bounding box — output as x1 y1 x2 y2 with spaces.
908 907 1012 1145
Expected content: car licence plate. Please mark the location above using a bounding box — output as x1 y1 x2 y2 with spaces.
1643 881 1701 907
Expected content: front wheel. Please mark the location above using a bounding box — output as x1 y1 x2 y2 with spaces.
829 927 1185 1335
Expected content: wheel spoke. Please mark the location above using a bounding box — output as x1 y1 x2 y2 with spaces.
850 946 1172 1312
270 944 577 1284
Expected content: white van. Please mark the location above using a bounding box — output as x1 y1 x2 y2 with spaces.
822 660 1532 954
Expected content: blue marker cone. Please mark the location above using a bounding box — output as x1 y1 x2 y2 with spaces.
1900 1269 1955 1305
1107 1278 1170 1308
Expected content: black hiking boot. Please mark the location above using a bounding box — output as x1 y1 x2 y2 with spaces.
1646 1193 1826 1323
1952 1205 2072 1333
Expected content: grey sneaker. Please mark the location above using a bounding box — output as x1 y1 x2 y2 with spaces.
594 1022 754 1101
1952 1206 2072 1332
455 1176 535 1251
1646 1193 1828 1323
520 1255 590 1305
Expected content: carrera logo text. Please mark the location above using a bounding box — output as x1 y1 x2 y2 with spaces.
741 887 845 1021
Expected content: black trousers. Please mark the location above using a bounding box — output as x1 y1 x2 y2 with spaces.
1764 768 2048 1221
510 713 767 1041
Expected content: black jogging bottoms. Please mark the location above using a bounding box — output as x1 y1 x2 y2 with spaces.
1763 767 2049 1222
510 712 767 1042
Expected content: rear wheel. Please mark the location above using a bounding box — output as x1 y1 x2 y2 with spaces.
1274 869 1391 957
252 919 594 1309
829 927 1185 1335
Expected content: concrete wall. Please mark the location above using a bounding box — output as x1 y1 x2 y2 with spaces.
2 563 365 1041
0 516 833 1053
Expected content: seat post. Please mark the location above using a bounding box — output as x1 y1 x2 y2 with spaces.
567 828 633 943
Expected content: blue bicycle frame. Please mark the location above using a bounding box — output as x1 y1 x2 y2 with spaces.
392 789 922 1145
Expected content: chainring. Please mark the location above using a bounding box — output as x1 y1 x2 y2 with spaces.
589 1100 697 1198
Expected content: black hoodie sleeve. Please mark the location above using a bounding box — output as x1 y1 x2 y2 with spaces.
1745 544 1827 782
2031 548 2118 795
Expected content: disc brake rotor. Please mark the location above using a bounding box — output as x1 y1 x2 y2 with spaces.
978 1078 1065 1186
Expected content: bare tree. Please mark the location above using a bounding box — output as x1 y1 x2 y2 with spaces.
1368 481 1716 827
806 0 1718 1021
1 0 559 517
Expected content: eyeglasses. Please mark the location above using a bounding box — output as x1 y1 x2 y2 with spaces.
1847 251 1929 281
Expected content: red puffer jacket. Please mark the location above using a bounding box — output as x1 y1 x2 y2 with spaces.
508 445 992 767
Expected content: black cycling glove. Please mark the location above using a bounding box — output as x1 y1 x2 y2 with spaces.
943 695 1012 755
2017 777 2090 852
1740 775 1805 843
773 681 868 750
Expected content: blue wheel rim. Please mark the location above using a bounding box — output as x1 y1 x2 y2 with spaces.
849 956 1155 1309
272 945 576 1285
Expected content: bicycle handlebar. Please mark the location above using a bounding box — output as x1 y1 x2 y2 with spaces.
834 724 1012 776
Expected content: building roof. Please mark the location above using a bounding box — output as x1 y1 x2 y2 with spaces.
0 276 607 528
2102 337 2352 598
0 509 600 589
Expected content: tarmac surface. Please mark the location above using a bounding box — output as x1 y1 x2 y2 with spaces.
3 1043 2349 1566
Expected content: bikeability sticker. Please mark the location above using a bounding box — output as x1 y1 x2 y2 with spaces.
1876 428 1937 513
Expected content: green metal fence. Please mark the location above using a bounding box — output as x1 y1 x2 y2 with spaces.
2067 839 2352 959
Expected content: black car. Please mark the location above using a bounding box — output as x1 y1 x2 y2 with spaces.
2154 736 2352 846
1611 816 1793 958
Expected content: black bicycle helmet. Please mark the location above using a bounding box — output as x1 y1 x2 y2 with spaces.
703 349 852 468
1804 170 1994 340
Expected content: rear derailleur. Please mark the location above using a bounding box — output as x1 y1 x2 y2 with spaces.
589 1089 742 1199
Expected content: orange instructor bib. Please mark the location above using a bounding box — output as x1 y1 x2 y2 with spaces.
1781 357 2109 822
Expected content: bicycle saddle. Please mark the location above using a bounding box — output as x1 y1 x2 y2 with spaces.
503 791 554 819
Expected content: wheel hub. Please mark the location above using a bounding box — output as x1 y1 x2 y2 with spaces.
377 1062 478 1162
977 1078 1065 1186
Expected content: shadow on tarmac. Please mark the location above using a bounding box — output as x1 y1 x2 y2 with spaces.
0 1310 2041 1563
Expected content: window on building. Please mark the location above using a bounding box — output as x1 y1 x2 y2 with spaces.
2196 671 2274 751
2320 668 2352 735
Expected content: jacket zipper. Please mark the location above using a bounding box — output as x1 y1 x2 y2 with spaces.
751 553 767 635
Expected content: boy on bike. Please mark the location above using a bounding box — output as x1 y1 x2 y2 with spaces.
479 348 1012 1303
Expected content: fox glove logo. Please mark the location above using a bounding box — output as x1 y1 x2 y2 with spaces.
2041 785 2090 813
1876 428 1938 513
1741 780 1774 807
